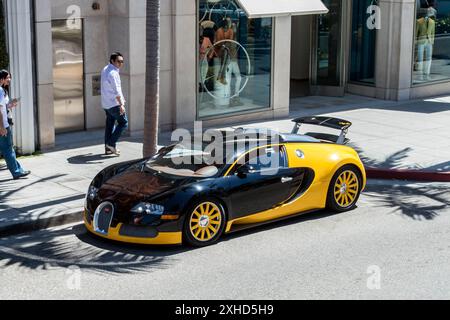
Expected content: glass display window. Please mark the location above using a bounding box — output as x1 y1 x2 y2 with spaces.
198 0 273 119
413 0 450 84
350 0 377 84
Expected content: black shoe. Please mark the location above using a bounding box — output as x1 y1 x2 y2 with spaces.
13 170 31 180
105 147 113 155
106 145 121 156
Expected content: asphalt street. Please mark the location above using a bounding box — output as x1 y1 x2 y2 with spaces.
0 180 449 300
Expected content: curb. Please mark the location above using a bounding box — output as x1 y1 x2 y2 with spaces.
365 167 450 183
0 210 83 238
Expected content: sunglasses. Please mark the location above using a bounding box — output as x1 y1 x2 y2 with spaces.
117 60 125 64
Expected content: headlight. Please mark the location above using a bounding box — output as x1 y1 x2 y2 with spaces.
131 203 165 216
87 186 99 201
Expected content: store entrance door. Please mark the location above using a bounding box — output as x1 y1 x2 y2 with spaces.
310 0 345 96
52 19 85 134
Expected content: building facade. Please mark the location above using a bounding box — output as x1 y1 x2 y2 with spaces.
1 0 450 154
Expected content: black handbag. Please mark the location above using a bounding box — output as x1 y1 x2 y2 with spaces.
7 108 13 126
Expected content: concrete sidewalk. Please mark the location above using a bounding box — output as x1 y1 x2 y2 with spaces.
1 94 449 237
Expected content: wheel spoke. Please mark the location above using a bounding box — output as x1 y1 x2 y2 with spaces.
347 194 355 203
343 195 349 206
209 225 218 234
344 172 349 183
210 213 220 220
205 228 212 240
340 195 346 206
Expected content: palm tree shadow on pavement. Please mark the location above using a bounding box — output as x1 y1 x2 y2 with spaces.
0 224 192 275
349 144 449 220
363 183 450 221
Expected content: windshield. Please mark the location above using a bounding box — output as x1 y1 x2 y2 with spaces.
145 144 226 178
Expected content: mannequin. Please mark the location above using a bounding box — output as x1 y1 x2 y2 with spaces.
199 21 216 92
215 17 242 106
416 7 436 80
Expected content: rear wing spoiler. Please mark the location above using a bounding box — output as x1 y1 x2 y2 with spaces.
292 116 352 145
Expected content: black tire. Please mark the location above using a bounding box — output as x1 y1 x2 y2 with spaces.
327 165 362 213
183 198 227 247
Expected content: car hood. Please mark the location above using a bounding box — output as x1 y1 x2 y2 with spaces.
98 167 182 201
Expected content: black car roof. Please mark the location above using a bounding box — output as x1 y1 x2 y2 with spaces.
209 129 321 145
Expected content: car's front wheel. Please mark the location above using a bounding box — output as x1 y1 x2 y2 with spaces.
183 199 226 247
327 165 362 212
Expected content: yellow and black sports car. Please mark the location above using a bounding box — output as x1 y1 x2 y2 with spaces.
84 117 366 247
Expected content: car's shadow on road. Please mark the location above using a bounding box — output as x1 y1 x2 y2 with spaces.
221 209 339 243
0 209 340 275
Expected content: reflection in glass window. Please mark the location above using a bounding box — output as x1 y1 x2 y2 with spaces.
316 0 342 86
198 0 272 118
350 0 376 84
413 0 450 84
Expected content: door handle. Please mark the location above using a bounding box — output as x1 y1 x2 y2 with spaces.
281 177 293 183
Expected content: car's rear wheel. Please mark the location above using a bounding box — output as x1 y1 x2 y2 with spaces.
183 199 226 247
327 165 362 212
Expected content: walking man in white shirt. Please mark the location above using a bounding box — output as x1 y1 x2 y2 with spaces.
101 52 128 156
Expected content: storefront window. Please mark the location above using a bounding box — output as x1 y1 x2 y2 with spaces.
413 0 450 84
316 0 342 86
350 0 376 84
198 0 272 118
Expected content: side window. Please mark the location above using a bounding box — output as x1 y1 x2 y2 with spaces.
233 146 288 174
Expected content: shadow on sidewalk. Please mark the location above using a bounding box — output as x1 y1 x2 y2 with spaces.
67 153 119 165
351 145 449 173
0 174 67 200
290 95 450 115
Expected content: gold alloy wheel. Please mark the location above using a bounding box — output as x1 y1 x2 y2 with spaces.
334 170 360 208
189 202 223 242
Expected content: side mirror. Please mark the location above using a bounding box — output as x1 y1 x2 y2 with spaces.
236 164 256 178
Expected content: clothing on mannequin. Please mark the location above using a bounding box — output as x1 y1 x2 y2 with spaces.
199 35 215 90
416 7 436 80
215 17 235 85
215 17 242 106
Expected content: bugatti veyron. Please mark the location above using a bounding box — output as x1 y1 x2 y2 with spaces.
84 117 366 247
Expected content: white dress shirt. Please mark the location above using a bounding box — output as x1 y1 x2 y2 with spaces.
101 64 125 110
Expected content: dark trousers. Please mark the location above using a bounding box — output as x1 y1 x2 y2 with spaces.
105 106 128 148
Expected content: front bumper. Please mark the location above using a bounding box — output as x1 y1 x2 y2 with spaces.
83 210 182 245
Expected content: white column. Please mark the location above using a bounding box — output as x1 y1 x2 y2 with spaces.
6 0 36 154
272 15 292 117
